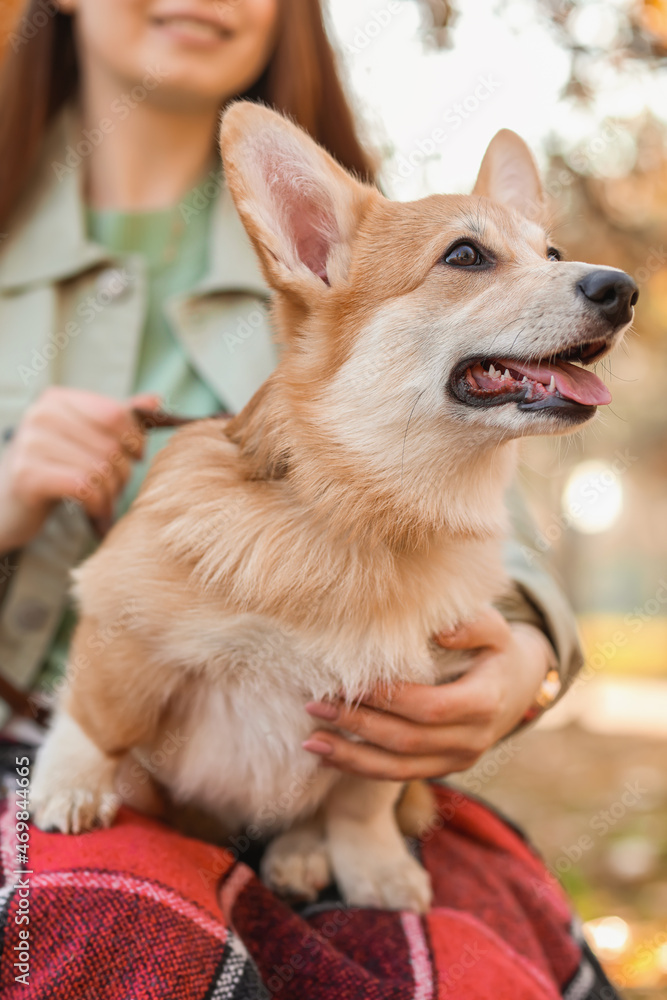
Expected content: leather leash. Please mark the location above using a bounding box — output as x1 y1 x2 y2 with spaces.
88 407 230 538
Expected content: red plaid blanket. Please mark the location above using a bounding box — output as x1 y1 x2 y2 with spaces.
0 784 618 999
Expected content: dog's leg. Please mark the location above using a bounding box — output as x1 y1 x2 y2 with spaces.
32 615 176 834
397 780 437 839
261 813 331 902
31 708 121 834
324 776 432 913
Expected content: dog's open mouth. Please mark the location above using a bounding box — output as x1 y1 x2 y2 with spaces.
450 338 612 417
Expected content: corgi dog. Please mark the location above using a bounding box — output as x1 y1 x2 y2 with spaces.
31 102 637 913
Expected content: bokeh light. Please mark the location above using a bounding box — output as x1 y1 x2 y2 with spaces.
583 916 632 956
562 461 624 534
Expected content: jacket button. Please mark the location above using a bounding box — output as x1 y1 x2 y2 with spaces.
13 599 49 632
95 268 131 302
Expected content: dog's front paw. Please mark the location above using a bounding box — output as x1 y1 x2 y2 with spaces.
261 824 332 902
332 843 433 913
31 710 120 834
32 785 120 835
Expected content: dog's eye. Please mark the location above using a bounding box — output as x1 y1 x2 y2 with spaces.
444 243 485 267
547 246 562 261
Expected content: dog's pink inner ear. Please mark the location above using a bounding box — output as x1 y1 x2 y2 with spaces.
285 196 334 284
224 109 364 291
261 152 340 285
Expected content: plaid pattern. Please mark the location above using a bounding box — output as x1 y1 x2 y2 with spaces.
0 784 620 999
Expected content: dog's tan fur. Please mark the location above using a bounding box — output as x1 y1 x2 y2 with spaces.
32 104 632 911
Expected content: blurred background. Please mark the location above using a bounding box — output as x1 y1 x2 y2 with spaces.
323 0 667 994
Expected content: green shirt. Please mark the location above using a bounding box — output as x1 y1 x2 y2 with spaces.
42 181 221 685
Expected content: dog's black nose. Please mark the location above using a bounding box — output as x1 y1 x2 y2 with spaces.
577 269 638 327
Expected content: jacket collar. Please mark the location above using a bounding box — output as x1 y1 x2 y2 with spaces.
0 105 269 300
192 170 269 299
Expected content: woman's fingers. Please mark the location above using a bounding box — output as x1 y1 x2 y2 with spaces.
306 685 486 748
16 415 133 511
302 612 556 783
302 729 478 781
127 392 163 413
306 701 437 755
14 387 156 508
41 409 136 490
61 389 155 460
33 385 151 459
355 662 500 727
433 604 510 651
1 387 160 551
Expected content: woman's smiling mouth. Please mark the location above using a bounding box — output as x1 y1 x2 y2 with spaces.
150 11 235 45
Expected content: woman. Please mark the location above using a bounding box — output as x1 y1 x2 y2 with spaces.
0 2 614 998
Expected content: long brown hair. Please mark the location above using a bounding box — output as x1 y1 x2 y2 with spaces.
0 0 375 233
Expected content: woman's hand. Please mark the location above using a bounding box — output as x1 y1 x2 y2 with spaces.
303 606 555 781
0 387 162 554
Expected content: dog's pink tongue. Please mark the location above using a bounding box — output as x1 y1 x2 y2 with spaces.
498 358 612 405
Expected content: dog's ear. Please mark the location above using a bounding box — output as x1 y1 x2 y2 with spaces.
473 130 544 222
220 101 371 303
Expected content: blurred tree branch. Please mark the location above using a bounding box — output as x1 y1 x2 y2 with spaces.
417 1 667 73
417 0 458 47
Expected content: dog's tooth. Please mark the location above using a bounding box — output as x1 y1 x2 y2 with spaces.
488 364 497 377
521 375 528 383
549 375 556 392
503 368 511 380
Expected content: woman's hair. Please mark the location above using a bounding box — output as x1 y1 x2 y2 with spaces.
0 0 375 232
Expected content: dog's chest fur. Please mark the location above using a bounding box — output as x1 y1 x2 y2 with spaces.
73 423 511 834
142 613 478 833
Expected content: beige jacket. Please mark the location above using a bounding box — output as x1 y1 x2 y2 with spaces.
0 111 583 726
